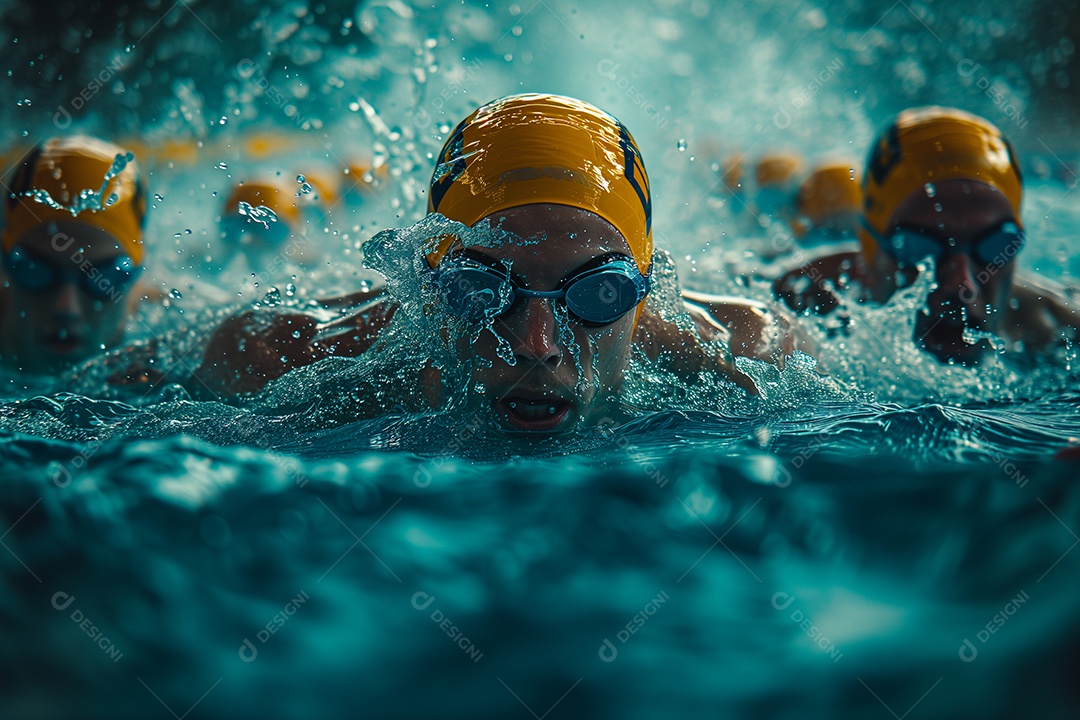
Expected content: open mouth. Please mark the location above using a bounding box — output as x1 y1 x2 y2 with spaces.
496 395 573 432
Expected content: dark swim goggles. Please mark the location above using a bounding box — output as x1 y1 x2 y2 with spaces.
433 251 651 327
863 218 1025 268
2 246 141 301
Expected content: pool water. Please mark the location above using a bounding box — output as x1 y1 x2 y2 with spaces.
1 0 1079 718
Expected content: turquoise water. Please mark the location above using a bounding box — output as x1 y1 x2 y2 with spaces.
2 0 1080 717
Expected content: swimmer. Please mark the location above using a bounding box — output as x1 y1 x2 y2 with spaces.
773 107 1078 364
0 135 147 373
193 94 806 432
753 151 803 223
789 161 861 246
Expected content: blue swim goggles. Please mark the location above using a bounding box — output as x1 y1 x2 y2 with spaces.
863 218 1025 268
433 251 651 327
2 246 141 301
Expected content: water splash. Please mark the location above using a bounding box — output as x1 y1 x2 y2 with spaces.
237 200 279 230
25 152 135 217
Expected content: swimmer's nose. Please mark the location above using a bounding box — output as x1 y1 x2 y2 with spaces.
933 254 983 314
509 297 562 365
933 253 989 323
50 282 84 321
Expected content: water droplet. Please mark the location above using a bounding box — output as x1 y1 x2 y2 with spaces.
218 115 228 125
154 193 164 202
677 139 688 152
215 161 228 170
924 182 936 197
168 288 182 299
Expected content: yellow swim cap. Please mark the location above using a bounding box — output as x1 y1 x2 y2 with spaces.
1 135 146 264
792 162 861 239
861 106 1023 262
755 152 803 188
426 93 653 276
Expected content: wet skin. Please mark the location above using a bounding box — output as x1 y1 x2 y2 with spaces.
864 179 1016 364
436 203 640 434
0 222 133 373
190 206 796 430
774 178 1078 364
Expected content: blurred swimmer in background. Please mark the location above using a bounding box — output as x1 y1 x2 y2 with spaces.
788 160 862 247
773 107 1078 364
0 135 147 373
194 94 809 433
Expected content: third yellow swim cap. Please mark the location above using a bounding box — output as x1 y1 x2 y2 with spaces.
861 106 1023 262
426 93 653 276
792 162 861 239
1 135 146 264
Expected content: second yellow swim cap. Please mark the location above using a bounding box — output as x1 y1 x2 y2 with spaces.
861 106 1023 262
793 162 861 239
1 135 147 263
426 93 653 276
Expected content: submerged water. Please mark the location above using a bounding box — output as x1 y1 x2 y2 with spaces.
2 0 1079 718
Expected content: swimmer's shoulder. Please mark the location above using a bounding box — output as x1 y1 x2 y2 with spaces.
1007 277 1080 348
193 289 394 397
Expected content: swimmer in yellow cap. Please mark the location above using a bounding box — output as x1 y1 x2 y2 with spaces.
0 135 147 373
754 151 803 223
194 95 805 430
789 161 861 246
773 107 1078 364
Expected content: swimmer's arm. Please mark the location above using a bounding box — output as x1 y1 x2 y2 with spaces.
772 251 858 315
682 291 816 363
191 298 397 398
633 306 758 394
1010 279 1080 344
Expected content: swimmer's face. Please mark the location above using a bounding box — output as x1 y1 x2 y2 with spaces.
1 222 135 373
447 204 639 435
870 179 1017 364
